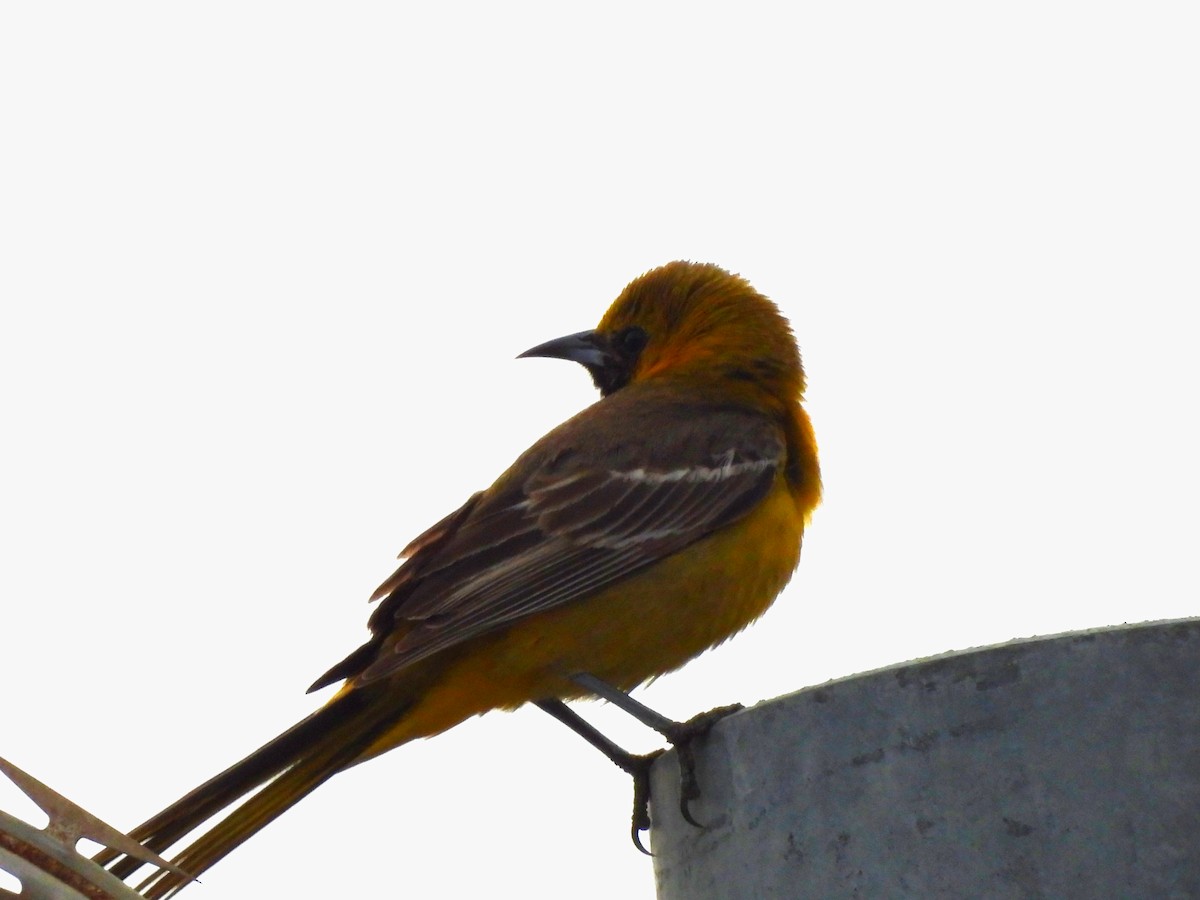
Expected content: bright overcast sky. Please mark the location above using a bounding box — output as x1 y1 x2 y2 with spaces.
2 4 1197 898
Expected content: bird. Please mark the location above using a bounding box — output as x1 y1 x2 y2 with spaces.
94 260 822 896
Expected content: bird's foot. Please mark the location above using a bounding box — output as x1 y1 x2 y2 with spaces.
621 702 745 849
658 703 744 827
608 748 664 855
537 690 745 853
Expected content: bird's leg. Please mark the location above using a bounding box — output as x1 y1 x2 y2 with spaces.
568 673 744 829
568 673 677 731
535 699 660 853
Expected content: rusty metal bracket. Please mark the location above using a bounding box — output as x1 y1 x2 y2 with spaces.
0 756 191 899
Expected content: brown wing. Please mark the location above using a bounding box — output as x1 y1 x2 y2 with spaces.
311 397 785 690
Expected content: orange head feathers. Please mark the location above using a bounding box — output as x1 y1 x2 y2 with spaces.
521 261 806 404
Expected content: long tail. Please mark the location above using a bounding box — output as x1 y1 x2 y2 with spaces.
94 684 407 898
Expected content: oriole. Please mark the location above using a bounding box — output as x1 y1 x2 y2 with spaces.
96 260 821 896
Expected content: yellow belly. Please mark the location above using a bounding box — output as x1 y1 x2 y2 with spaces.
359 476 804 758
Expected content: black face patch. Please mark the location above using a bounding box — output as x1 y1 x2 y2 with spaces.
591 326 648 396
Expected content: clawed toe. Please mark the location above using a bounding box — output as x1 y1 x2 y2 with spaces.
662 703 744 827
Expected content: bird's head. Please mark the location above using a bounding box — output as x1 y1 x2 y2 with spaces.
519 261 805 402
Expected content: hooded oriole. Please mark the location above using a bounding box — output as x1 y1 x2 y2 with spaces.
96 260 821 896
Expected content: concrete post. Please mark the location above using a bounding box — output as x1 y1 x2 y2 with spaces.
651 618 1200 899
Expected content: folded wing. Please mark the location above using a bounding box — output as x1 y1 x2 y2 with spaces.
312 401 785 689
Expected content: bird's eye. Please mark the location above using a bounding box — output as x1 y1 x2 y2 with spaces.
616 326 648 357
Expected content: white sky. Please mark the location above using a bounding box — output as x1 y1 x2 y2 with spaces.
1 3 1197 898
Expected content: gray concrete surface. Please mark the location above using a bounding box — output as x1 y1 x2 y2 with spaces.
650 618 1200 899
